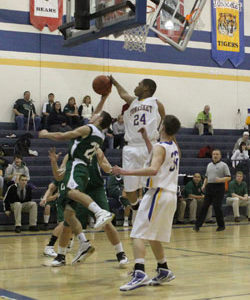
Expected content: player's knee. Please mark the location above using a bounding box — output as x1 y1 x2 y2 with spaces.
67 189 79 198
64 209 74 221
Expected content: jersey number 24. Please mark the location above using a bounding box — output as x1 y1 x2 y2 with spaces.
134 113 146 126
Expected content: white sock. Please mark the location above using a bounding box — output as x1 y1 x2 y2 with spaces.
157 257 166 264
114 242 123 254
44 215 50 223
88 202 102 214
58 246 66 255
124 216 128 222
135 258 145 264
77 232 88 243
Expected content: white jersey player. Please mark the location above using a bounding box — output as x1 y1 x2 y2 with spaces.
112 115 181 291
110 76 165 210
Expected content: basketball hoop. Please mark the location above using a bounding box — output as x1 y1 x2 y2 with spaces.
123 5 155 52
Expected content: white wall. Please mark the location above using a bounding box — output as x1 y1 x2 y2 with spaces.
0 0 249 128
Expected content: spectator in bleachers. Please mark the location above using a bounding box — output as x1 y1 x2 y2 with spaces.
3 174 38 233
179 173 214 224
48 101 72 132
107 174 131 227
195 105 213 136
113 114 125 149
233 131 250 153
42 93 55 129
13 91 41 130
63 97 81 129
231 141 249 168
226 171 250 222
4 154 30 187
78 95 94 125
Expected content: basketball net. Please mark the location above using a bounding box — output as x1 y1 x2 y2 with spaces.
123 24 150 52
123 5 155 52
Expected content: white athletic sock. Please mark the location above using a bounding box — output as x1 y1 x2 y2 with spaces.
77 232 88 244
135 258 145 265
88 202 102 214
124 216 128 222
157 257 166 264
44 215 50 224
58 246 67 255
114 242 123 254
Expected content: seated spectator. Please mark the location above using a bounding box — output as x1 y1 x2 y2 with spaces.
42 93 55 129
13 91 41 130
113 114 125 149
106 174 131 227
48 101 72 132
177 173 214 224
3 174 38 233
4 154 30 187
231 142 249 168
195 105 213 136
233 131 250 153
78 95 94 125
63 97 81 129
226 171 250 222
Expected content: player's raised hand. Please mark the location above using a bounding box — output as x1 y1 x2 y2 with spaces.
39 129 48 138
48 147 61 162
109 75 118 86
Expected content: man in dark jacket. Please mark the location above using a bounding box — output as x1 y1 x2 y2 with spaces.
4 174 38 233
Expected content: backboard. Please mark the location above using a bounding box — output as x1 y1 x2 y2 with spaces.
148 0 207 51
59 0 147 47
59 0 207 51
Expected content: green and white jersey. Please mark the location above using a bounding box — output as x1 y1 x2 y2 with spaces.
68 124 105 165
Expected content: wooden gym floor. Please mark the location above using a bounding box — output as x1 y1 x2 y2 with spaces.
1 222 250 300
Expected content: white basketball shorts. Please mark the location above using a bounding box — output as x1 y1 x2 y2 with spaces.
131 188 177 243
122 144 149 192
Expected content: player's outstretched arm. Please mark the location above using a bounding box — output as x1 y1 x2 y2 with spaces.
96 148 112 173
110 75 135 105
48 148 67 181
39 126 91 141
112 145 165 176
92 93 110 117
138 128 152 154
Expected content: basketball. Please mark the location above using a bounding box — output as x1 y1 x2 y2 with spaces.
92 75 112 96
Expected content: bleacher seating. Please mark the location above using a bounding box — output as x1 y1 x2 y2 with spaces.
0 122 246 229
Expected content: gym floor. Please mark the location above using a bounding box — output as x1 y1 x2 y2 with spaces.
1 222 250 300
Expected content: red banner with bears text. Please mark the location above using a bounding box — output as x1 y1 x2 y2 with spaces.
30 0 63 32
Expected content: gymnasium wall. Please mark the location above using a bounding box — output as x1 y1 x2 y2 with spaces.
0 0 250 128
